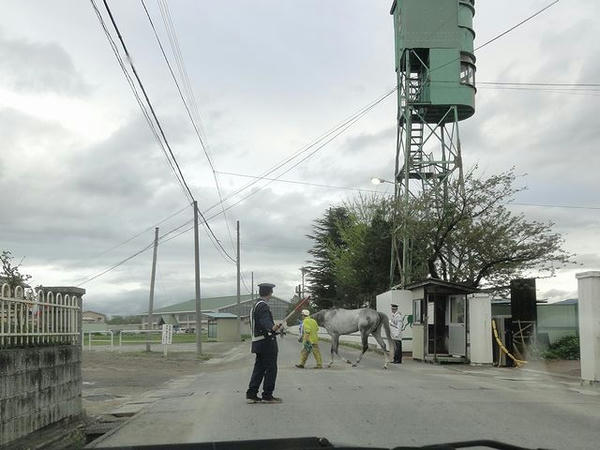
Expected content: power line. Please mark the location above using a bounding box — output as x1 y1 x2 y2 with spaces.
101 0 195 204
240 272 251 295
430 0 561 74
198 1 565 218
215 171 600 211
90 205 189 259
98 0 236 265
89 0 190 202
474 0 560 52
76 241 155 286
204 87 397 220
478 81 600 87
216 171 386 194
477 86 600 97
508 202 600 211
140 0 239 262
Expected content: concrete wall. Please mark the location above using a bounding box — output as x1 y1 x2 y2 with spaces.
0 345 82 447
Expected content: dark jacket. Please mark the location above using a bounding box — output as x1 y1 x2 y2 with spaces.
250 299 278 354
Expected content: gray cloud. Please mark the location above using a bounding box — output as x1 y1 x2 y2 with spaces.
342 126 396 154
0 31 89 96
2 0 600 315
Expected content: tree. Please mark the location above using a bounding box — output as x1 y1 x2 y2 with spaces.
107 315 142 325
1 250 32 290
305 197 395 309
330 195 394 308
402 168 574 290
305 207 352 309
306 168 574 304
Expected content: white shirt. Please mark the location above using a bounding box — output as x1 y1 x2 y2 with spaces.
389 311 405 340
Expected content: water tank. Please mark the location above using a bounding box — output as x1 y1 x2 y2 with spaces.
391 0 476 123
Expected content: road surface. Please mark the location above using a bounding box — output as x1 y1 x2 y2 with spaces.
91 336 600 449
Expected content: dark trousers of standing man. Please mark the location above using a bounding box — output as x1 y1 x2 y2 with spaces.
247 351 278 397
393 339 403 363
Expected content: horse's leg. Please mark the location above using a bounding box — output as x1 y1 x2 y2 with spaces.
372 332 391 369
352 329 369 367
328 334 338 367
331 333 352 365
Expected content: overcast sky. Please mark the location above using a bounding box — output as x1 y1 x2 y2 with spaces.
1 0 599 315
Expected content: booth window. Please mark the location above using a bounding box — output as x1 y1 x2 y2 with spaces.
412 299 423 324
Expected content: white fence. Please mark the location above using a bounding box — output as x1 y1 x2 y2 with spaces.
83 329 163 351
0 283 81 348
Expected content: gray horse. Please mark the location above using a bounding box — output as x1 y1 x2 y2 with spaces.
312 308 395 369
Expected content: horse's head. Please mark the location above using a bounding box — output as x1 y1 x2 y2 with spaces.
311 309 326 326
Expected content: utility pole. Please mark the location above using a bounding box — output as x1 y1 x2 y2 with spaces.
146 227 159 352
300 267 308 299
251 271 254 300
193 201 202 357
236 220 241 341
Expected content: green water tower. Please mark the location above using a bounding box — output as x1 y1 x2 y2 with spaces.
391 0 476 122
388 0 477 287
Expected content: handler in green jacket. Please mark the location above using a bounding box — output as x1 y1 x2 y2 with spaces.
295 309 323 369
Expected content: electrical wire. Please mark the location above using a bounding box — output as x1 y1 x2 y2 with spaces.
474 0 560 52
216 171 387 194
478 81 600 87
89 0 190 202
102 0 195 204
90 205 189 260
97 0 237 265
429 0 561 74
508 202 600 210
140 0 239 263
205 92 394 221
75 241 155 286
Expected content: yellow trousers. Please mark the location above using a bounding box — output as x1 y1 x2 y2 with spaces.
299 342 323 367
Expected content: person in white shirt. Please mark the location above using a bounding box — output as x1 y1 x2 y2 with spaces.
389 304 406 364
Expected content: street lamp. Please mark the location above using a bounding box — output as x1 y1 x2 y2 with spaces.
371 177 393 185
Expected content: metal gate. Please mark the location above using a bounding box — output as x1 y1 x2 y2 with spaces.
448 295 466 356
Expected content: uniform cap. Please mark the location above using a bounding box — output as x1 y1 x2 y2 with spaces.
391 304 398 308
258 282 276 288
301 309 310 316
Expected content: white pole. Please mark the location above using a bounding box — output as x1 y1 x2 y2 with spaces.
576 271 600 383
193 201 202 357
88 332 92 351
237 220 241 341
146 227 159 352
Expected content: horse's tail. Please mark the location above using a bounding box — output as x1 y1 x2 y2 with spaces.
377 312 395 361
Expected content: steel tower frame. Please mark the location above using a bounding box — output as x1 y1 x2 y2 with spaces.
389 49 465 288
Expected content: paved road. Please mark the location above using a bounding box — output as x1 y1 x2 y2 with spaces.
92 337 600 449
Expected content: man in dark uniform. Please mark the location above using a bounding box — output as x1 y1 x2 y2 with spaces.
246 282 282 403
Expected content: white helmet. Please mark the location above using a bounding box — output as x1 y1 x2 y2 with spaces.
301 309 310 316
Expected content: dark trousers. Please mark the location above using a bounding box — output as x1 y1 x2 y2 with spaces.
247 351 278 397
393 339 403 363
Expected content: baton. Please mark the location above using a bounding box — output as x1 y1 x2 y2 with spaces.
282 295 311 323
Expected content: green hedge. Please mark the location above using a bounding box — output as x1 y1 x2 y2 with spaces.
542 335 580 360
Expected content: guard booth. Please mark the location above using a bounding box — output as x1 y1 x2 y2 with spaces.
205 312 238 341
378 278 493 364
